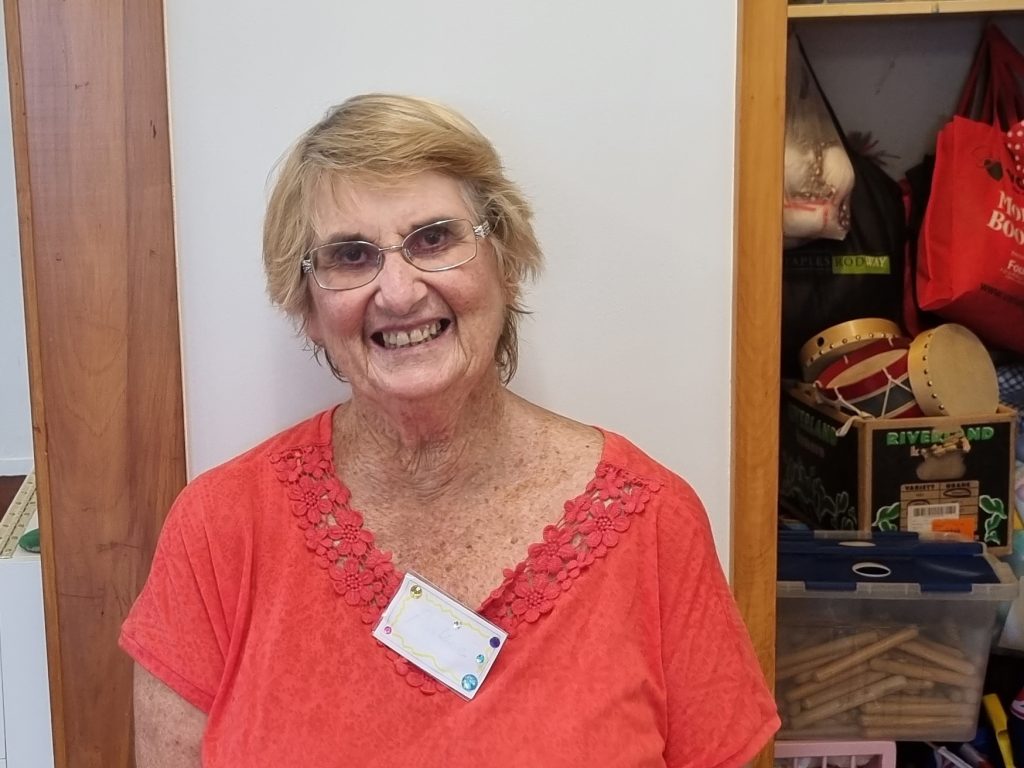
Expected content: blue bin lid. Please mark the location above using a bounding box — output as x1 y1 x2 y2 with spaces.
778 530 1001 593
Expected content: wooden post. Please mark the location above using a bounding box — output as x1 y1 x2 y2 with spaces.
732 0 787 765
3 0 185 764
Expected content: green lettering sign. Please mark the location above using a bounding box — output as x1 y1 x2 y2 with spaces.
832 254 891 275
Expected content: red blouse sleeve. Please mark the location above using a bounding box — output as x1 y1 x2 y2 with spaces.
119 475 249 713
658 482 780 768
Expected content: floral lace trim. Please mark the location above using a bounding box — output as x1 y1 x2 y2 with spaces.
270 443 662 697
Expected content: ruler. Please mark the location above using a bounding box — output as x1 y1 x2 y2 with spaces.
0 472 37 558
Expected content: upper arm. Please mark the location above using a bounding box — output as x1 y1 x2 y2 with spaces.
119 475 250 712
134 663 206 767
657 483 780 768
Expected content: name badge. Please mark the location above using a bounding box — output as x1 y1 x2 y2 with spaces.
372 572 507 700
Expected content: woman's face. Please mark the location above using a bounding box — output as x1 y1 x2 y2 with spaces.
305 172 506 406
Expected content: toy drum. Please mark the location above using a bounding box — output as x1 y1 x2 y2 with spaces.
799 318 904 382
908 324 999 417
814 337 922 419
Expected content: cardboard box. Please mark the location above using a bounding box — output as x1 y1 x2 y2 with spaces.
779 385 1018 553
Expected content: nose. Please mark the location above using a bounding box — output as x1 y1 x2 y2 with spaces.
372 247 428 315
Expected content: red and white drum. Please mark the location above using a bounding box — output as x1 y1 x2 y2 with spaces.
814 337 923 419
799 318 904 383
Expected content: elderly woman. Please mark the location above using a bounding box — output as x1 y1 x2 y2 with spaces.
121 94 779 767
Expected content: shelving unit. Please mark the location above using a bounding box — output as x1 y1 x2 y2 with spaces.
735 5 1024 765
790 1 1024 19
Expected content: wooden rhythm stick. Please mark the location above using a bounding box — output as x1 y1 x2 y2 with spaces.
878 691 957 703
914 636 967 660
859 713 976 729
783 662 870 703
863 724 974 740
862 698 976 716
949 687 980 703
802 670 888 710
790 675 908 729
901 640 977 676
869 658 976 688
902 679 937 694
808 627 919 682
777 630 881 670
779 655 834 683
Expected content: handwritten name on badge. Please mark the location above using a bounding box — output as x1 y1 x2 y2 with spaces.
372 573 507 700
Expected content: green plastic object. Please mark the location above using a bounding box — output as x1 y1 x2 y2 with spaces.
18 528 40 553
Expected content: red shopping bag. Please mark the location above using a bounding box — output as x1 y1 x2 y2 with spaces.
917 25 1024 354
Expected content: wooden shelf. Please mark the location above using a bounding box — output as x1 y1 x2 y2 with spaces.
790 1 1024 18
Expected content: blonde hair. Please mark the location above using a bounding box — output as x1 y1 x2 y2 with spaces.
263 93 542 382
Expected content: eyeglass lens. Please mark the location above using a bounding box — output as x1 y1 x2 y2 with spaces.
309 218 478 290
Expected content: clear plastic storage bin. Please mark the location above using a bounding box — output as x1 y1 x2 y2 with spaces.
777 531 1018 742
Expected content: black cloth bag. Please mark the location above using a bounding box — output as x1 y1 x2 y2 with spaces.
780 43 907 380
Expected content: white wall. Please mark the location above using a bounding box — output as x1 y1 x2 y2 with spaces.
166 2 738 566
0 2 33 478
796 16 1024 181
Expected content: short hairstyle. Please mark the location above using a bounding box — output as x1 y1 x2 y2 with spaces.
263 93 542 382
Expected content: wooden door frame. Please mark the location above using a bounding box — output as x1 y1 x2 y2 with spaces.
4 1 185 765
5 0 784 764
732 0 786 764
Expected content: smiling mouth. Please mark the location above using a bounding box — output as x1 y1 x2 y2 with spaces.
372 319 451 350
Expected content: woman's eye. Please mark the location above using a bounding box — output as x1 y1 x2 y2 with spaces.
322 243 376 268
407 224 454 255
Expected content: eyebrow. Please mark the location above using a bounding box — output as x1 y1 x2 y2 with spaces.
316 215 463 248
318 229 372 246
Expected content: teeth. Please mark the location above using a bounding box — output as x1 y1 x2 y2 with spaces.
382 321 444 350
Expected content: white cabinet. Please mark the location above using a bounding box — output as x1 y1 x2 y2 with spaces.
0 551 53 768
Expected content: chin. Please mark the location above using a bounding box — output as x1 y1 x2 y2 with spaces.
364 358 497 406
376 379 454 403
362 364 463 402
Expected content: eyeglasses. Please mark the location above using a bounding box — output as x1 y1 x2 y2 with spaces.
301 218 492 291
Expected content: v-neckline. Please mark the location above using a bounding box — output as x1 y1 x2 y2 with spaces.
269 409 663 695
329 412 612 613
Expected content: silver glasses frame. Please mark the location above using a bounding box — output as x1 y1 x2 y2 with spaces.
300 218 492 291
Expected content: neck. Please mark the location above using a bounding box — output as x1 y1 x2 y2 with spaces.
335 371 511 503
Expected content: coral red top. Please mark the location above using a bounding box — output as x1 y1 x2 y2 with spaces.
120 409 779 767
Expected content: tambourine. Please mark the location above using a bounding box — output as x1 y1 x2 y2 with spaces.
814 337 923 419
799 318 904 382
907 324 999 417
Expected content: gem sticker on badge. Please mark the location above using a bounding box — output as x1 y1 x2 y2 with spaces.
372 572 508 700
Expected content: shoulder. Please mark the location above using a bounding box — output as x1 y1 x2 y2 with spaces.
188 408 331 494
596 429 717 554
598 429 704 510
167 408 334 532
